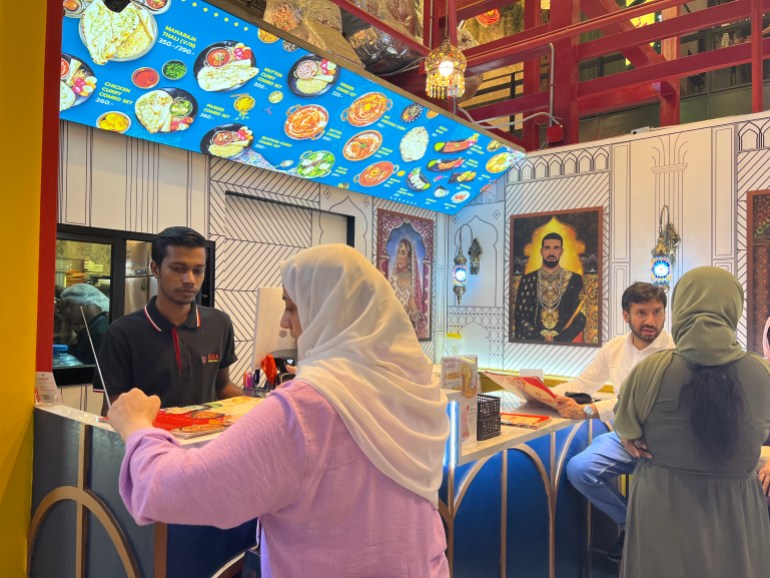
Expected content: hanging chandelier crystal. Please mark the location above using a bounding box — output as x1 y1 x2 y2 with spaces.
425 39 467 100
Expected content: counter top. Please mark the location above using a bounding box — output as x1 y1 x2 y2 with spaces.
459 402 576 466
444 388 615 466
34 404 221 446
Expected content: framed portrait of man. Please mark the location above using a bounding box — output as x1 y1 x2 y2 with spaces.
509 208 602 346
376 209 434 341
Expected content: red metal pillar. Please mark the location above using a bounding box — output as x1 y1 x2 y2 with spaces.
37 0 64 370
424 0 441 50
550 0 580 144
522 0 542 150
447 0 458 46
659 6 681 126
752 0 764 112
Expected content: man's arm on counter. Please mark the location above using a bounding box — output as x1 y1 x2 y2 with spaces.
551 345 611 396
215 366 243 399
551 345 617 421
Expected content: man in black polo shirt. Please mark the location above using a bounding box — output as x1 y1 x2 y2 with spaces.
96 227 240 412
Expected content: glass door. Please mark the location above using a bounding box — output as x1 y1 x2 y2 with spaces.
54 237 113 377
124 239 157 314
54 225 216 386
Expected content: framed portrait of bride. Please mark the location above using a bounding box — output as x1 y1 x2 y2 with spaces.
509 207 602 347
376 209 434 341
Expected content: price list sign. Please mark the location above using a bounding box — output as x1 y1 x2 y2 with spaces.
59 0 524 214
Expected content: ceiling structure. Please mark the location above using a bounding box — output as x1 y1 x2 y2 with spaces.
213 0 769 151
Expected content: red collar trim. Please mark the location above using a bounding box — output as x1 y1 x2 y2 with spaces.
143 305 163 332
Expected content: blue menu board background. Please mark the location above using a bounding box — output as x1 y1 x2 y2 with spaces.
60 0 523 215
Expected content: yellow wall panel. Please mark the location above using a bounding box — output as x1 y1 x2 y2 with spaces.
0 0 47 572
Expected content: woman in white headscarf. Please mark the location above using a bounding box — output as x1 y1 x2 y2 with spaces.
615 267 770 577
108 244 450 578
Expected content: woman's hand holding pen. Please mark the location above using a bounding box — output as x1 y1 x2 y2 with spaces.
107 388 161 442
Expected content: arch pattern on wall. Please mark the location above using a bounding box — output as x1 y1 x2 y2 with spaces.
735 122 770 351
737 118 770 152
508 147 610 182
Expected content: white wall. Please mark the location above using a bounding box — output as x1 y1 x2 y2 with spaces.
450 110 770 377
59 108 770 381
58 121 442 380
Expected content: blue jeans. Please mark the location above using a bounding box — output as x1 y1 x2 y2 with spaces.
566 431 637 528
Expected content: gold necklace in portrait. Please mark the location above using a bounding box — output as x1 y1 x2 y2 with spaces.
537 268 568 333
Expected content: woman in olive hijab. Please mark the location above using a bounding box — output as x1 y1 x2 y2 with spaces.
615 267 770 578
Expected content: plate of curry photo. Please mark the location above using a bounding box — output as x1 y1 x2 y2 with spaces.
353 161 399 187
284 104 329 140
287 55 340 98
341 92 391 127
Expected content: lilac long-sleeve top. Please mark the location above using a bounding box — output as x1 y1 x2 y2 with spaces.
119 380 450 577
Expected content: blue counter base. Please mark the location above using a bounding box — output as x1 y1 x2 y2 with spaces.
441 420 622 578
30 407 257 578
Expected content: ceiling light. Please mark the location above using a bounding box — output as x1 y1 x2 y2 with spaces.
650 205 680 291
425 39 467 100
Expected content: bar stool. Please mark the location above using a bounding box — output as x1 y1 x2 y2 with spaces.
584 474 628 578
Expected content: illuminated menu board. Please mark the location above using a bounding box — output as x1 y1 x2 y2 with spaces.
59 0 524 214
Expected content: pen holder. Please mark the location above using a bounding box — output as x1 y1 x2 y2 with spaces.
477 394 501 441
242 386 268 398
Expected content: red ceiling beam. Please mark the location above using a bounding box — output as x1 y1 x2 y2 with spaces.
466 91 551 121
578 84 663 116
581 0 667 64
387 68 427 96
659 7 680 126
578 0 750 61
580 0 676 95
451 0 690 80
551 0 580 144
464 24 552 75
752 0 764 112
456 0 516 21
522 0 543 151
485 128 528 149
578 38 770 98
387 24 553 93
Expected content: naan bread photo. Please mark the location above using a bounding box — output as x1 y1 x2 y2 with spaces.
80 0 154 65
114 8 154 59
197 62 258 92
135 90 174 134
60 81 77 111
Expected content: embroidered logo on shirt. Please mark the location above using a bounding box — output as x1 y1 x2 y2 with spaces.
201 354 220 364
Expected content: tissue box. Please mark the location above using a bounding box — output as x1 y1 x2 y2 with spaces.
442 355 478 446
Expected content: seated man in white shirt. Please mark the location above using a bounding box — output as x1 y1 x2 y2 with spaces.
551 282 675 563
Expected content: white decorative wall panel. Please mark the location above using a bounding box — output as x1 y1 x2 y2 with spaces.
712 126 736 259
610 143 630 263
91 130 133 230
59 108 770 381
59 122 91 226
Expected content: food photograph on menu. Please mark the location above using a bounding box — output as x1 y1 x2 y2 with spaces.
58 0 524 214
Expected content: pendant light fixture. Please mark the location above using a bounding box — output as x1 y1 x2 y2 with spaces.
452 224 482 305
650 205 680 291
425 0 466 100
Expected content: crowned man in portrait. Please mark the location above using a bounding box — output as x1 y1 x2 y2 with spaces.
514 232 586 343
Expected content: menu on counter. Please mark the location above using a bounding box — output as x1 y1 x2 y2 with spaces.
152 395 262 438
481 370 558 410
59 0 524 215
